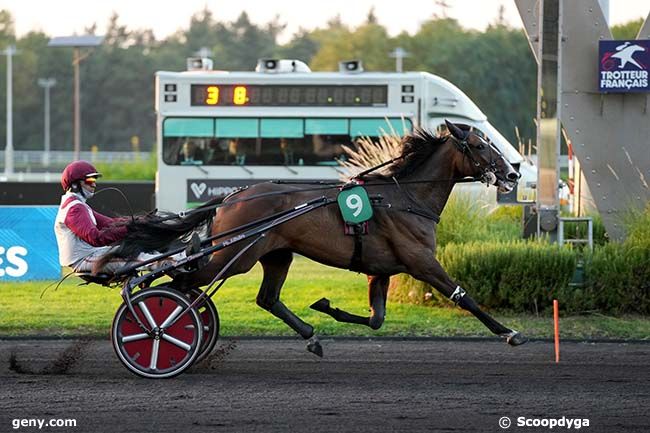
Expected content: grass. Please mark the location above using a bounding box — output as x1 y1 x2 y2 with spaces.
1 257 648 340
94 154 157 181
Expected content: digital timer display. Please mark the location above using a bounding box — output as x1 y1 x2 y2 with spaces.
190 84 388 107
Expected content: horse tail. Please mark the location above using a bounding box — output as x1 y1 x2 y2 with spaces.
92 199 218 274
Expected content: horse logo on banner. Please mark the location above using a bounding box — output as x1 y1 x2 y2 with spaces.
599 39 650 93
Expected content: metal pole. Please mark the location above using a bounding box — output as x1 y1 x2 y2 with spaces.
598 0 609 25
389 47 409 73
4 45 16 176
535 0 562 240
45 82 51 167
73 47 81 161
38 78 56 168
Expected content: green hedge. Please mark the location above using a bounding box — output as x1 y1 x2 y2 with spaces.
390 205 650 314
436 194 520 246
390 241 577 313
584 206 650 314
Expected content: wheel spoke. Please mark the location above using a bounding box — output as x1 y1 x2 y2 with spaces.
161 334 191 351
159 305 184 329
150 339 160 370
138 301 158 329
122 333 149 343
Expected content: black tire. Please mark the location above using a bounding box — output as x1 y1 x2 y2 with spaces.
186 288 220 364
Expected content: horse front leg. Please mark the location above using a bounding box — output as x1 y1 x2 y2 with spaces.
410 258 528 346
256 250 324 357
310 275 390 330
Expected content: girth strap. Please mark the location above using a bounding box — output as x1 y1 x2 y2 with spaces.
349 224 364 272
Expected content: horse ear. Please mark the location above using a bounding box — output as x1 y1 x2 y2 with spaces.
445 120 466 140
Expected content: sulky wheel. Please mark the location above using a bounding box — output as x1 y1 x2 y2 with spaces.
186 288 220 364
111 287 203 379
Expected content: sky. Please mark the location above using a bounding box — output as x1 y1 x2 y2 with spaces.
4 0 649 44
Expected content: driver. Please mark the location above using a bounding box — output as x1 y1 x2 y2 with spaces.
54 160 199 275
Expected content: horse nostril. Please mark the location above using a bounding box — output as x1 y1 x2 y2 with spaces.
506 171 520 181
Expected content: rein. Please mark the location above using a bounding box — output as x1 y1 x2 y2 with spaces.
171 176 480 219
137 134 496 222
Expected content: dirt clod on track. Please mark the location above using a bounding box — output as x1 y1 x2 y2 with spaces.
0 338 648 433
9 339 92 375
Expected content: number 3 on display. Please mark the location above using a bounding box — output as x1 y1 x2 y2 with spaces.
346 194 363 217
206 86 219 105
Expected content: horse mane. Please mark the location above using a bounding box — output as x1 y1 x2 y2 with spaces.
339 127 449 180
380 128 448 178
92 199 218 274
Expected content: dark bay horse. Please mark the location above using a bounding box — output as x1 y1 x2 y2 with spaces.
117 120 527 356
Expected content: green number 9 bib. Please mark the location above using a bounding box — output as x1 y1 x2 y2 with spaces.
337 186 373 224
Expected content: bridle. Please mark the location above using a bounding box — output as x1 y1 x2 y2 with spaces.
450 133 503 187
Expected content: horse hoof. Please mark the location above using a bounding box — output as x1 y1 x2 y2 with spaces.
506 331 528 346
306 336 324 358
310 298 331 313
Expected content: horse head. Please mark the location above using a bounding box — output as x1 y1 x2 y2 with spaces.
444 120 520 193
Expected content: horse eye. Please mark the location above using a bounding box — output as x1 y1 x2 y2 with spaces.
476 143 486 150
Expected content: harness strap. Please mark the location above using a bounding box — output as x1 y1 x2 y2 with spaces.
349 224 364 272
389 176 442 223
399 207 440 223
352 155 404 179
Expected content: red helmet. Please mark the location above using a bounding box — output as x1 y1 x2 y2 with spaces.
61 160 102 191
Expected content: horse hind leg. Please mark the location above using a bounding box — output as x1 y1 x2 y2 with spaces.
310 275 389 330
256 250 324 357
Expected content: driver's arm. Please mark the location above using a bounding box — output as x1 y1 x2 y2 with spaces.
65 204 128 247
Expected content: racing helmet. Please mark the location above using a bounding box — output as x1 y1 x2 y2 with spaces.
61 160 102 191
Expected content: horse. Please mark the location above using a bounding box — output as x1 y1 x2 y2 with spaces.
111 120 527 356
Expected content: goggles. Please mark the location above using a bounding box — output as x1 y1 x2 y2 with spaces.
84 172 102 185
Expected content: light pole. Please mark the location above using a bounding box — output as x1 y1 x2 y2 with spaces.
3 45 16 176
38 78 56 168
389 47 410 73
48 36 103 161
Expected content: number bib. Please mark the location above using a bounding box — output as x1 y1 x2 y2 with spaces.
337 186 373 224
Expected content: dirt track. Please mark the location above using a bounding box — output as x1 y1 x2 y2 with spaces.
0 338 648 433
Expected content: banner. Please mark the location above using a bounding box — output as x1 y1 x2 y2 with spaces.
599 40 650 93
0 206 60 281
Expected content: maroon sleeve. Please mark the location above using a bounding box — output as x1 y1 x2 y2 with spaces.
65 204 128 247
92 209 120 230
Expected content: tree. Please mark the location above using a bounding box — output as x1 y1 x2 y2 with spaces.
3 4 642 158
83 13 158 150
611 18 644 40
0 9 16 145
0 9 15 43
366 7 378 25
277 28 320 64
309 20 393 71
210 12 284 70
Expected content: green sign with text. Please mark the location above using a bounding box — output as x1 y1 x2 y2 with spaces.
337 186 373 224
